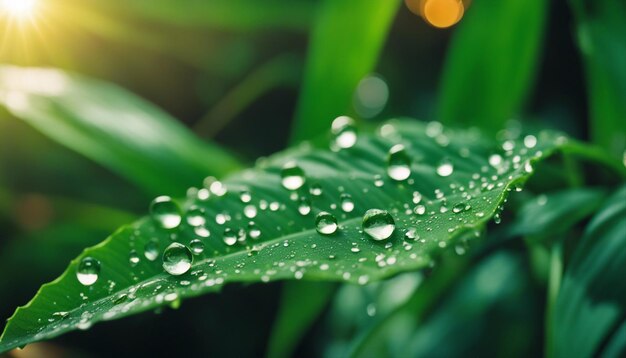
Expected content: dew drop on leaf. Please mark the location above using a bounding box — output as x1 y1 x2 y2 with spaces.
162 243 192 276
298 197 312 216
315 211 338 235
129 250 140 266
150 196 182 229
362 209 395 241
185 206 206 227
310 183 323 196
387 144 411 181
405 228 419 240
281 162 306 190
340 193 355 213
436 160 454 177
331 115 357 149
144 241 159 261
190 239 205 255
77 257 100 286
223 228 238 246
240 190 252 203
452 203 466 213
248 222 261 239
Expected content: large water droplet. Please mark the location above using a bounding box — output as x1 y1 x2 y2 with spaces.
387 144 411 181
162 243 192 276
340 193 355 213
363 209 395 241
150 196 182 229
331 116 358 149
315 211 338 235
281 162 306 190
436 160 454 177
77 257 100 286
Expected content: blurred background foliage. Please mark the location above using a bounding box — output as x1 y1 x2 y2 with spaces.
0 0 624 356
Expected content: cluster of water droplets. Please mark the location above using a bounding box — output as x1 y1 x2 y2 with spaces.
65 119 553 336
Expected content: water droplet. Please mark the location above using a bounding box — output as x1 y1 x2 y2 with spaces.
362 209 395 241
186 206 206 227
144 241 159 261
298 197 312 216
223 228 238 246
194 226 210 238
405 228 419 240
244 205 257 219
240 190 252 203
310 184 323 196
524 160 533 173
452 203 467 213
524 135 537 149
281 162 306 190
331 116 358 149
340 193 355 213
436 160 454 177
489 154 502 167
412 191 422 204
190 239 205 255
77 257 100 286
150 196 182 229
315 211 338 235
414 205 426 215
248 222 261 239
387 144 411 181
129 250 140 266
374 175 384 187
162 243 192 276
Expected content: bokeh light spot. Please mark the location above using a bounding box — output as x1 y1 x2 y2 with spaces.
423 0 464 28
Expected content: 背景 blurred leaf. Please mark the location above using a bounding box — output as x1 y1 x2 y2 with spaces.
438 0 548 131
290 0 400 143
0 66 242 197
569 0 626 157
509 188 607 240
267 281 336 358
92 0 316 31
548 185 626 358
0 120 594 352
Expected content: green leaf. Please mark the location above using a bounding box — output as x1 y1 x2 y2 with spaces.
89 0 316 31
267 282 336 358
438 0 548 131
290 0 400 143
0 120 574 352
549 185 626 358
0 66 242 196
510 188 607 239
569 0 626 157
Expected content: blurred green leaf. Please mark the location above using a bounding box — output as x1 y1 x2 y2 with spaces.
195 54 303 139
0 66 242 197
290 0 400 143
92 0 316 31
267 282 336 358
438 0 548 131
549 185 626 358
0 121 567 352
510 188 607 239
569 0 626 157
